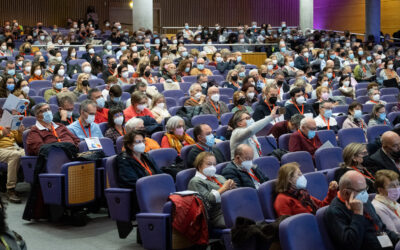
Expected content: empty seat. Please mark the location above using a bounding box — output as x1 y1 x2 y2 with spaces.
281 151 315 173
338 128 366 148
148 148 178 169
315 147 343 171
191 114 219 130
253 156 280 179
366 125 390 142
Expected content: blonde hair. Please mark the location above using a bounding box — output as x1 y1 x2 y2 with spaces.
316 86 329 99
76 73 90 92
193 152 215 170
375 170 399 191
151 93 166 109
160 58 172 71
275 163 300 193
342 143 366 167
226 69 239 82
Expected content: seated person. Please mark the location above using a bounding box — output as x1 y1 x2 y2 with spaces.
67 100 104 140
231 91 253 113
364 131 400 176
334 143 375 193
190 58 213 76
253 85 281 121
372 170 400 233
150 93 171 124
223 70 241 91
289 117 322 158
201 86 229 120
187 124 225 169
88 88 109 124
188 152 236 228
314 100 339 133
368 104 390 127
125 118 160 152
104 108 126 144
365 88 387 105
73 73 91 98
44 74 69 102
105 85 125 110
222 144 268 189
53 96 79 126
161 116 195 155
343 101 368 134
274 162 337 216
124 91 154 121
326 170 399 249
102 75 118 100
284 87 315 120
27 103 80 156
184 83 206 106
269 114 304 140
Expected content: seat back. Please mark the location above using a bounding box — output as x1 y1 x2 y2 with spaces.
148 148 178 169
253 156 280 179
22 117 36 128
47 147 71 173
281 151 315 173
304 171 329 200
105 155 118 188
62 161 96 206
29 80 52 93
367 125 390 142
191 115 219 130
315 147 343 171
216 161 229 174
79 137 116 157
338 128 366 148
162 89 185 99
151 131 165 145
315 206 336 250
136 174 175 213
332 105 348 114
22 129 31 155
175 168 196 191
316 130 337 146
388 111 400 125
258 180 277 220
221 188 265 228
116 136 124 154
220 112 233 126
181 145 194 168
278 133 291 150
165 97 177 108
257 136 277 156
98 122 108 135
216 141 231 160
279 213 327 250
334 115 347 129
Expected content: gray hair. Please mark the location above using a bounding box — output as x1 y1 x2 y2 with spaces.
249 69 258 76
80 99 96 114
165 116 185 133
34 103 48 116
300 117 313 129
188 83 201 94
22 60 31 67
290 114 305 128
368 88 376 96
125 118 144 133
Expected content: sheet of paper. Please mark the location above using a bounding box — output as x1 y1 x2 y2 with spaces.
84 137 103 151
0 110 23 130
2 94 29 113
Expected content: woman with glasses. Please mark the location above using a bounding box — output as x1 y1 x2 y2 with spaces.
334 142 375 193
368 104 391 127
372 170 400 233
105 108 126 144
161 116 195 155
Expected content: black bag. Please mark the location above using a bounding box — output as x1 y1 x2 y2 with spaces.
263 135 289 161
161 156 186 181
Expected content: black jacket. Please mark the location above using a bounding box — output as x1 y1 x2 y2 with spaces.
187 144 225 169
364 148 400 176
221 162 268 189
53 111 79 126
284 103 315 120
252 98 283 121
116 152 162 189
217 61 237 74
326 197 399 250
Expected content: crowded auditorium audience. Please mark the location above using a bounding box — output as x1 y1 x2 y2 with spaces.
3 15 400 249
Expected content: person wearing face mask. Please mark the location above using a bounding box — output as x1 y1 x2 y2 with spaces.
372 170 400 233
185 83 206 106
104 108 126 144
223 69 241 91
100 41 115 59
335 143 375 193
284 87 315 120
44 75 69 102
289 117 322 158
116 130 162 198
222 144 268 189
73 73 91 98
274 162 337 216
0 76 16 98
230 108 278 160
125 118 160 152
338 75 355 98
81 62 97 80
354 56 373 81
161 63 182 83
81 44 96 63
314 101 339 133
187 124 225 169
161 116 195 155
294 46 311 72
27 103 80 156
343 102 368 134
232 91 253 113
105 84 125 110
326 170 399 250
67 100 104 140
190 58 213 76
201 86 229 120
188 152 236 228
380 59 400 86
150 94 171 124
253 85 281 121
53 96 79 126
88 88 109 124
116 65 132 85
216 50 237 74
123 92 154 121
368 104 390 128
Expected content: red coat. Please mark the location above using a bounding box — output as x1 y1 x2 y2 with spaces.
274 189 337 217
288 130 322 157
95 108 109 124
169 194 208 245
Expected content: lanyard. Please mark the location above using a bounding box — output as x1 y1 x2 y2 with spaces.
0 236 9 250
291 101 304 114
364 212 380 232
321 116 330 130
196 143 206 151
210 101 221 118
207 176 222 187
67 117 73 124
108 68 114 75
248 169 260 183
298 129 316 147
115 127 126 136
18 110 27 117
264 99 275 112
350 166 375 180
133 155 152 175
51 124 61 142
79 119 91 138
190 97 199 104
231 81 240 88
251 137 262 156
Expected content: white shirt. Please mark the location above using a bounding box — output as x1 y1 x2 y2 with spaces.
314 114 337 129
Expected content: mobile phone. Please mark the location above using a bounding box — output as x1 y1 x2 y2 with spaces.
278 107 286 115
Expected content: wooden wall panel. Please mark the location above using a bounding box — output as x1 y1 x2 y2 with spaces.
381 0 400 36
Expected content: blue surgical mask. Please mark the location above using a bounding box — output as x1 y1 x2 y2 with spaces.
280 47 286 52
349 54 354 59
355 190 368 203
205 134 215 147
197 64 204 70
6 84 15 92
55 82 63 90
319 54 324 59
379 113 386 121
185 67 190 73
289 61 294 67
367 56 372 61
43 111 53 124
7 69 15 76
237 56 242 62
113 97 121 102
330 54 336 60
296 175 307 189
358 51 364 56
96 97 105 108
324 109 332 119
246 118 255 127
267 65 273 70
308 130 316 139
354 110 362 119
327 72 333 79
182 51 188 57
239 72 245 78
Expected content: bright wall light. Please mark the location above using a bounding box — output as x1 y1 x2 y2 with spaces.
129 1 133 8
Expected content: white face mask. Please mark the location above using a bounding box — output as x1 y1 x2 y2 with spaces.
66 111 73 118
203 165 216 177
211 94 220 102
343 81 350 87
156 103 165 109
321 81 329 87
247 92 255 100
303 52 309 58
121 71 129 79
114 116 124 125
21 86 30 95
71 52 76 57
194 92 202 100
58 69 65 76
201 82 207 88
34 69 42 76
373 94 380 102
88 48 95 54
25 66 31 72
86 114 95 124
361 59 367 65
1 45 6 51
241 160 253 171
83 66 92 73
388 64 394 70
296 96 305 105
133 142 146 153
137 104 147 111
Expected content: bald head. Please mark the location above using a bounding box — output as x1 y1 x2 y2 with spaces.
381 131 400 147
300 117 316 130
339 170 367 202
207 86 219 97
197 58 205 64
382 131 400 159
326 60 334 68
234 144 255 165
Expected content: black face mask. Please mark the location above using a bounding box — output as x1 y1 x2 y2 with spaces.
277 80 283 86
390 150 400 160
153 61 160 66
27 39 33 44
340 52 346 57
378 50 383 55
40 61 46 68
111 63 117 69
269 96 277 104
144 71 151 77
82 80 89 87
123 60 129 65
133 58 139 64
306 72 312 77
171 50 177 54
238 97 246 105
25 48 31 54
231 75 238 81
261 73 267 78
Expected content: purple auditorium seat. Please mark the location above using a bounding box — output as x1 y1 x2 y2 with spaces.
316 130 337 146
216 161 229 174
258 180 277 220
28 80 52 94
148 148 177 169
304 171 329 200
220 95 230 104
381 95 398 103
331 89 342 96
216 125 228 138
179 82 192 94
362 103 374 114
208 75 224 84
315 147 343 171
151 131 165 145
332 105 348 114
0 98 6 108
185 128 194 138
257 136 277 156
278 133 292 150
168 106 181 116
334 115 347 129
68 59 87 66
89 78 105 88
78 94 88 102
315 206 336 250
46 147 71 173
338 128 366 148
381 87 399 96
356 96 369 104
281 151 315 174
253 156 280 179
98 122 109 135
116 136 124 154
175 168 196 191
74 103 81 114
30 96 46 104
178 96 190 106
385 102 398 113
22 117 36 128
355 89 368 97
152 83 164 92
121 85 132 92
279 213 327 250
355 82 369 90
165 97 177 108
20 129 38 183
367 125 390 142
49 104 59 114
163 89 185 99
180 145 194 168
216 141 231 160
182 76 197 83
388 111 400 125
48 95 59 105
79 137 116 157
219 88 234 99
191 114 219 130
120 92 131 102
220 112 233 126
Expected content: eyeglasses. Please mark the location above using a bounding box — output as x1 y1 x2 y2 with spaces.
134 140 145 144
39 108 50 114
357 151 368 157
239 116 251 122
347 186 368 193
